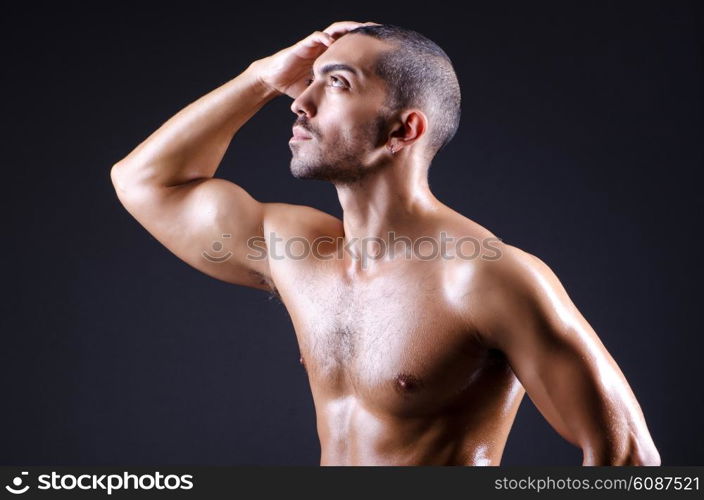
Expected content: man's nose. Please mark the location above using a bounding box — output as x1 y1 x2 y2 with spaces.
290 86 316 117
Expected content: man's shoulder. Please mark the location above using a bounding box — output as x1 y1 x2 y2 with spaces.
482 242 549 274
432 205 502 256
471 241 559 298
460 240 574 341
441 212 559 301
435 208 547 274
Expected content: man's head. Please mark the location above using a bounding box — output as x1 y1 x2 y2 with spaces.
289 24 461 184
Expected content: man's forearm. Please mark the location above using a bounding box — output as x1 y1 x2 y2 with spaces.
112 60 279 189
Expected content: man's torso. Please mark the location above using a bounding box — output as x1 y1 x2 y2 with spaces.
260 204 525 465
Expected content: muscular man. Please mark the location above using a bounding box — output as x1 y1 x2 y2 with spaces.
110 21 660 466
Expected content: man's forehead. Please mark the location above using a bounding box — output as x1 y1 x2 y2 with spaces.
312 34 392 76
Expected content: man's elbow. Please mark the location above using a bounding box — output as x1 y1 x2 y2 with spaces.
110 163 127 195
110 161 159 207
110 161 140 198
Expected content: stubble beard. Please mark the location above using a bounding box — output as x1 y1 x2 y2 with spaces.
289 114 390 185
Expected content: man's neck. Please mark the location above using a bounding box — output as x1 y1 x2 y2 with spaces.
334 161 442 272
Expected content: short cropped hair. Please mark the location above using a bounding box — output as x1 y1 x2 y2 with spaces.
348 24 461 158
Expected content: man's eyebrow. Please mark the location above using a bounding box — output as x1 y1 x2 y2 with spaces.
310 63 360 78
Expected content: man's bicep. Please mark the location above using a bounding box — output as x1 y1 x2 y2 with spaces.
500 304 622 449
475 248 651 459
114 176 273 290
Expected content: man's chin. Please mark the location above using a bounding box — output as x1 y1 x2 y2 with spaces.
290 166 327 181
289 157 344 181
290 162 369 184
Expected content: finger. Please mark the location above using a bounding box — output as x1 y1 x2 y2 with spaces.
298 30 335 49
323 20 362 32
322 21 374 39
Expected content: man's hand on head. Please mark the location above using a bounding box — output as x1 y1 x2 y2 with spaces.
251 21 381 99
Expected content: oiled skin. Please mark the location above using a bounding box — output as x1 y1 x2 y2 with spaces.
269 210 523 465
110 21 660 465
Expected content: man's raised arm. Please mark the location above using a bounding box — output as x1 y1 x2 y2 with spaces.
110 22 374 290
469 244 661 466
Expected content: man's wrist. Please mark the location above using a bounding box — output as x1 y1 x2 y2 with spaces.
245 59 282 100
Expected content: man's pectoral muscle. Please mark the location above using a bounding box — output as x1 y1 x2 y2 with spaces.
467 245 660 465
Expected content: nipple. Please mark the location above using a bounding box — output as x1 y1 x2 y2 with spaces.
299 355 307 372
394 373 423 394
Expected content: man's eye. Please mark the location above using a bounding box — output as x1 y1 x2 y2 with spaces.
329 76 347 88
305 76 347 88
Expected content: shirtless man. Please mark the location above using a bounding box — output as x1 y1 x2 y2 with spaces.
110 21 660 466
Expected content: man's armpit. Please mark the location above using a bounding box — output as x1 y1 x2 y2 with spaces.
250 269 282 303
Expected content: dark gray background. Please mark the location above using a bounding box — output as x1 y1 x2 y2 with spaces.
1 1 701 465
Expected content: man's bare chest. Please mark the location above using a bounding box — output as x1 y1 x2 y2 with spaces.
272 259 492 416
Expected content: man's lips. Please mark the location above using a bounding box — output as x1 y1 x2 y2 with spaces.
291 126 313 141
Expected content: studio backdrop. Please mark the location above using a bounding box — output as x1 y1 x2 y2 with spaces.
1 1 701 465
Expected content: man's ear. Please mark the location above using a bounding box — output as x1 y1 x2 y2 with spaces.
387 109 428 154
